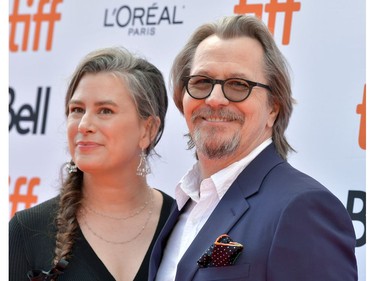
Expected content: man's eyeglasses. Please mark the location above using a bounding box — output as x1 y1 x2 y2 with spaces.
182 75 271 102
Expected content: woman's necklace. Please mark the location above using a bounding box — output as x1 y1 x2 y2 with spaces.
81 189 155 245
83 188 152 221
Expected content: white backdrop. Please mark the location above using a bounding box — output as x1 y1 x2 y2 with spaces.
9 0 366 279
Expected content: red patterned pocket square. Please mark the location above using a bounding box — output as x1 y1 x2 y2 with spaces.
197 234 243 268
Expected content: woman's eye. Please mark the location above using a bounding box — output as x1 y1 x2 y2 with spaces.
100 108 113 114
70 107 84 114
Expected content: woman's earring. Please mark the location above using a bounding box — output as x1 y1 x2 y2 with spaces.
136 150 150 177
66 161 78 173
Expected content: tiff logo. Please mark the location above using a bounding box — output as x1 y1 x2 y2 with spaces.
356 84 366 150
9 176 40 218
234 0 301 45
9 0 63 52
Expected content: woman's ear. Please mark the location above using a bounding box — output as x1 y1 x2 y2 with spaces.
139 116 161 149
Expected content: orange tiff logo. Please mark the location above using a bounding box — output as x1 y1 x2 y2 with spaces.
356 84 366 150
234 0 301 45
9 0 63 52
9 176 40 218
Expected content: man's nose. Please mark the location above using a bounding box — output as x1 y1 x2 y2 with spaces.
205 84 230 107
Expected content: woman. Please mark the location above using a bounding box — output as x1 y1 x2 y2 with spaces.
9 47 173 281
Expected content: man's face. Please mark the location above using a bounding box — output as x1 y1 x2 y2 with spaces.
183 35 278 165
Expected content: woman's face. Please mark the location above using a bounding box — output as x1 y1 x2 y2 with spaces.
67 72 150 174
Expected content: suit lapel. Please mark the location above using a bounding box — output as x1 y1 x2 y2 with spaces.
175 181 250 281
175 144 284 280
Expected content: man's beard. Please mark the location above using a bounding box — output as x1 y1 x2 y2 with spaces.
190 108 244 159
193 127 241 159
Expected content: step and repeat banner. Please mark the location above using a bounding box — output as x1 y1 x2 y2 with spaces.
9 0 366 279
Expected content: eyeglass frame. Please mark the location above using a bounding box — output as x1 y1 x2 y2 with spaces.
182 75 272 102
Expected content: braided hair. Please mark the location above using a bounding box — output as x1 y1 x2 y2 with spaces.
52 47 168 266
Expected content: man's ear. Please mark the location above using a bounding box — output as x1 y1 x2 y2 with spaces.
267 102 279 128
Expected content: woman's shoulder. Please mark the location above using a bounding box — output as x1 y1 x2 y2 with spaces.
10 195 60 232
9 196 61 275
158 189 174 208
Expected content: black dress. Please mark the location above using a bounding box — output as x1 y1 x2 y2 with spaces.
9 191 174 281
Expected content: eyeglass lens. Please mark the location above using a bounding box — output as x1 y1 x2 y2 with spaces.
186 76 252 102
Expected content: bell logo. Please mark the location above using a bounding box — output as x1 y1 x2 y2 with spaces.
9 0 63 52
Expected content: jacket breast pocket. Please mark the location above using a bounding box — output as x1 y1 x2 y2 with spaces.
195 263 251 280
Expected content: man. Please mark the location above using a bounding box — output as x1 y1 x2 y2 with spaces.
149 15 357 281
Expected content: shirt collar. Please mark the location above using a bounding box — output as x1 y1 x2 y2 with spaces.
212 138 272 198
175 162 201 209
175 138 272 210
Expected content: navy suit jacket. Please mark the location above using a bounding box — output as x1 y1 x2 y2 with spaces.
149 144 357 281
